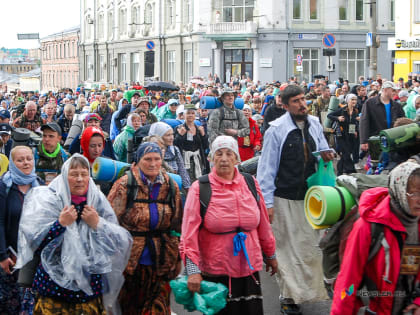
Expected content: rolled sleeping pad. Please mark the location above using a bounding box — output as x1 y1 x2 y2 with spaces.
92 157 130 182
200 96 245 110
161 119 184 129
323 96 340 129
64 119 83 150
168 172 183 190
0 154 8 177
379 122 420 152
304 185 356 229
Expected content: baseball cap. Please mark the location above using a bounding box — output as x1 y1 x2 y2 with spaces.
168 99 180 106
138 97 150 104
398 90 410 98
0 110 10 119
132 92 141 98
0 123 12 135
382 81 398 90
41 122 62 136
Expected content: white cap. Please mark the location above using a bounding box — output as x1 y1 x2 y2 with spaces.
210 136 241 161
176 105 185 116
382 81 398 90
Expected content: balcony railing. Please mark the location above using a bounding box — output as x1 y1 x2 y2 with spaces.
199 21 257 34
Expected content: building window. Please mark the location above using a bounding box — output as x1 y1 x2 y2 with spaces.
184 50 192 83
145 3 153 26
339 49 365 84
85 17 92 39
167 0 175 27
222 0 254 23
108 11 114 39
118 53 127 83
131 52 140 82
309 0 318 20
390 0 394 22
338 0 348 20
167 51 176 82
98 13 104 39
99 54 105 81
293 48 319 82
119 8 127 35
132 6 141 31
356 0 363 21
108 53 113 81
293 0 301 19
184 0 193 25
86 55 93 80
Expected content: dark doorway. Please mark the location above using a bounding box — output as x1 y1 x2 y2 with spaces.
144 51 155 78
224 49 253 82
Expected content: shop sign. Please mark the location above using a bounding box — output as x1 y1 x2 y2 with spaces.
260 58 272 68
296 65 303 72
394 58 407 64
223 41 251 49
388 37 420 50
199 58 211 67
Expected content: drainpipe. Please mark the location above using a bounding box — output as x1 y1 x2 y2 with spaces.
159 0 163 80
285 0 291 81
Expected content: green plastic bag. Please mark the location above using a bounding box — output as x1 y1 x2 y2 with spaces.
307 158 336 188
170 276 228 315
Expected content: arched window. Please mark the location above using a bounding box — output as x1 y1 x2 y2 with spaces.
145 3 153 26
131 5 141 31
108 11 114 39
98 13 105 39
184 0 193 25
119 7 127 35
167 0 175 27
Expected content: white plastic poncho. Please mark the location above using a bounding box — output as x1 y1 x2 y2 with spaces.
16 154 133 311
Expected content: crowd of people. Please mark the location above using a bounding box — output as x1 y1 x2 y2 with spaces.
0 71 419 315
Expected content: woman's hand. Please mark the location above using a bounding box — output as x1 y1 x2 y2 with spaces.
0 258 14 274
265 257 278 276
81 205 99 229
178 126 187 136
59 205 77 227
338 116 345 122
198 126 205 136
187 273 203 293
403 304 420 315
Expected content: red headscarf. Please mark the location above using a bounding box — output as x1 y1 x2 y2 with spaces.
80 126 105 163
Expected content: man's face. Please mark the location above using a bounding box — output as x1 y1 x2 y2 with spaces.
132 95 140 106
42 129 61 152
86 119 101 128
0 117 10 124
45 104 55 116
64 110 74 121
341 85 349 94
358 87 367 97
0 133 10 144
111 91 117 100
222 93 235 106
26 105 37 119
38 98 45 107
382 87 395 100
100 97 107 107
139 102 149 113
400 96 408 103
321 88 330 99
200 109 209 118
169 103 178 114
284 93 307 121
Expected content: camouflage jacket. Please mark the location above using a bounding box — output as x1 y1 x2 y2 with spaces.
207 104 250 144
34 143 69 183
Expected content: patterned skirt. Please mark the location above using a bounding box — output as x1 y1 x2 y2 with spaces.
33 296 105 315
202 272 263 315
119 265 171 315
0 269 20 314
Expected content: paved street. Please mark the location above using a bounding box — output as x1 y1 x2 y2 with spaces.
171 270 332 315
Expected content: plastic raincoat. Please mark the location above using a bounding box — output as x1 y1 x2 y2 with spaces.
15 154 133 312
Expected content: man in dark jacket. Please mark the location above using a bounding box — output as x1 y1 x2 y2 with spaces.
262 93 286 133
360 81 405 152
94 95 113 134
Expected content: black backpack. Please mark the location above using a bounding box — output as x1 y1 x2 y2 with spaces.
198 172 259 229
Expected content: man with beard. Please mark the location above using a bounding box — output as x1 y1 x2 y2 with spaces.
13 101 45 132
257 85 334 315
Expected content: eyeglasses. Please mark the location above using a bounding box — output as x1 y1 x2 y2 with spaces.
407 192 420 201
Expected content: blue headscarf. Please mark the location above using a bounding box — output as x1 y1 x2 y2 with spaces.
2 150 40 189
136 142 162 163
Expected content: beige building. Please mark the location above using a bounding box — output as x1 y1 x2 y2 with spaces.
0 62 37 74
40 26 80 92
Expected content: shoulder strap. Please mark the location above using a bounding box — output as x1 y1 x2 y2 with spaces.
166 176 177 213
240 172 260 204
367 223 385 262
198 174 211 229
125 170 137 213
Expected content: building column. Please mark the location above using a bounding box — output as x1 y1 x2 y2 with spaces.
253 48 259 82
212 41 221 78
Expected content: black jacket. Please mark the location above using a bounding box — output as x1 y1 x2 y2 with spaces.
327 106 359 137
359 95 405 144
262 102 286 134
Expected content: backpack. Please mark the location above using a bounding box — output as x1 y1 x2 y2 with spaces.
198 172 259 230
320 205 403 299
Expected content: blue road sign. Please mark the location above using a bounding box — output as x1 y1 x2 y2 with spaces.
322 33 336 48
297 54 302 65
146 40 155 50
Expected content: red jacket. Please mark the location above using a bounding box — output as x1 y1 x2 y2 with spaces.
331 187 420 314
237 118 262 161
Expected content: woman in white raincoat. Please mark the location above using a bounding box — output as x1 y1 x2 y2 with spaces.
15 154 132 314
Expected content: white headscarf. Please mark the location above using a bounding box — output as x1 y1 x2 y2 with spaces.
210 135 241 161
148 121 172 137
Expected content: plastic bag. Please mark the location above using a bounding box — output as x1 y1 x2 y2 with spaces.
307 158 336 188
170 276 228 315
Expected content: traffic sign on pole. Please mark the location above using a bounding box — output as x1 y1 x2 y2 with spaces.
322 33 336 48
296 54 302 65
146 40 155 50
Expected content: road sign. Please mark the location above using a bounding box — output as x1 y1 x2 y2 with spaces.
366 32 373 47
322 33 336 48
17 33 39 40
296 54 302 65
296 65 303 72
146 40 155 50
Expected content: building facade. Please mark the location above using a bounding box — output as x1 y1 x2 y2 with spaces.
40 26 80 92
80 0 395 86
0 62 37 74
389 0 420 82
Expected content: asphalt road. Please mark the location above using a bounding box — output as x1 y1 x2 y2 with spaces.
171 270 332 315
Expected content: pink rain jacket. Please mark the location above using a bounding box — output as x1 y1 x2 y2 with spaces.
180 168 276 278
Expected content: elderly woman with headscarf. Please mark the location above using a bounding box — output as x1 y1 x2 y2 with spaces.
15 154 132 315
149 122 191 190
107 142 183 315
113 113 142 162
332 162 420 315
237 104 262 162
0 146 42 314
327 93 360 175
404 94 420 120
180 136 277 315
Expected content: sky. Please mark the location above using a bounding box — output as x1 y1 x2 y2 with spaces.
0 0 80 50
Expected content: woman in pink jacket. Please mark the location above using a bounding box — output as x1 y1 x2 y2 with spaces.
180 136 277 315
332 161 420 315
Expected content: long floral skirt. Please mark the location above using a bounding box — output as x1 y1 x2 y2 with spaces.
33 295 105 315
